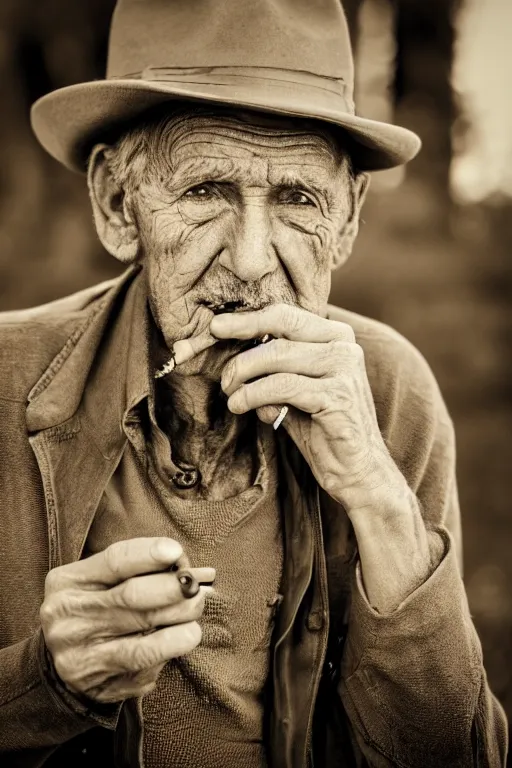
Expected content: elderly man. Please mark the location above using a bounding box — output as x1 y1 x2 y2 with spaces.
0 0 507 767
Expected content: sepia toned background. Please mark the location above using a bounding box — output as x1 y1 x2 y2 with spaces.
0 0 510 751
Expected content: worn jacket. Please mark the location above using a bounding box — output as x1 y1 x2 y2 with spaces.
0 267 507 767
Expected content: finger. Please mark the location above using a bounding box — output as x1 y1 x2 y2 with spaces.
108 568 216 612
227 373 327 415
109 571 189 611
221 338 345 397
103 621 203 673
210 303 355 344
85 664 165 703
146 588 209 629
49 538 184 591
93 680 158 703
48 587 211 644
173 327 219 365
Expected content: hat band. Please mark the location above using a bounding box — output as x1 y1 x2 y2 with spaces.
113 65 355 112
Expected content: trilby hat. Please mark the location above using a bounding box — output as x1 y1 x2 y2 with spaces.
31 0 421 173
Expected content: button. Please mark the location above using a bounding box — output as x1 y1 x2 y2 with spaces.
307 608 326 631
172 467 201 488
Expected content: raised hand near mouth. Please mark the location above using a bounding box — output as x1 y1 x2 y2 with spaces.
210 303 437 613
211 302 395 510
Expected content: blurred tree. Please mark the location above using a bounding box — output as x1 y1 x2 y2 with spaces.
393 0 461 206
341 0 362 48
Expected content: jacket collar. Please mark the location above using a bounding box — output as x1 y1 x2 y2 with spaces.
26 266 149 459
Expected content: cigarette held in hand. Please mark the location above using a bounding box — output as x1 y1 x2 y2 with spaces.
177 570 200 599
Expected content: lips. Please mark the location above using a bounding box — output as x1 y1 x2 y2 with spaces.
202 300 251 315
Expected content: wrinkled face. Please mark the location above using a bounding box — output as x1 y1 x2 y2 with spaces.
119 111 359 376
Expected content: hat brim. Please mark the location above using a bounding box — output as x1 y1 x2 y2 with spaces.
31 78 421 173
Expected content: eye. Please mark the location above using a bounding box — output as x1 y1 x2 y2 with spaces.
183 183 216 200
279 187 316 207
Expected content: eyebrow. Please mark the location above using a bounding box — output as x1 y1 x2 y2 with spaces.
170 156 336 204
170 157 241 189
269 167 336 205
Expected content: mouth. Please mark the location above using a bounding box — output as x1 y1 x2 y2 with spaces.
201 300 253 315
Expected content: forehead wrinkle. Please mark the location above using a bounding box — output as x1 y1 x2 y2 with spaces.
158 114 340 163
170 156 270 188
170 130 338 162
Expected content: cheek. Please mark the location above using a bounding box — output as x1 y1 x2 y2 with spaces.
136 195 233 333
273 213 337 303
138 197 223 290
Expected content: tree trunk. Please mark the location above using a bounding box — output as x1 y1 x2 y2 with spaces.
340 0 363 51
393 0 460 199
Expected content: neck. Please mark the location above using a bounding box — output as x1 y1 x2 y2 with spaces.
154 371 258 498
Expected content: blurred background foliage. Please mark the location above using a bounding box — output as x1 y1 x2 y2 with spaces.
0 0 510 746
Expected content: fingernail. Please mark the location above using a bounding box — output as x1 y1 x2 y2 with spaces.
172 339 193 365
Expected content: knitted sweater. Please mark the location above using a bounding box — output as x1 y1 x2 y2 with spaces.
85 417 283 768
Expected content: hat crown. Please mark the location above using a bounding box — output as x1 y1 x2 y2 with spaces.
30 0 421 174
107 0 354 87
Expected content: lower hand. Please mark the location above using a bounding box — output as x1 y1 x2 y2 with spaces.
40 537 215 703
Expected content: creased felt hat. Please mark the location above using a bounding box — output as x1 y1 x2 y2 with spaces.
31 0 421 173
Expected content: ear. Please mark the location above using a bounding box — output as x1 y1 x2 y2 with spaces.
87 143 140 263
330 172 370 270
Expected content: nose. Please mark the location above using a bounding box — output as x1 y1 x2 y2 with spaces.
218 195 278 282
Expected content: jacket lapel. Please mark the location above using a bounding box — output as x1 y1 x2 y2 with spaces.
29 426 126 567
25 267 144 567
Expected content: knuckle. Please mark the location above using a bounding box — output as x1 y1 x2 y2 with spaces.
116 578 139 609
44 567 66 595
52 647 81 685
129 641 160 671
103 542 124 577
280 304 303 332
39 596 57 627
336 322 356 342
128 610 153 633
322 472 341 497
329 339 348 361
277 373 298 398
353 343 365 363
42 617 66 648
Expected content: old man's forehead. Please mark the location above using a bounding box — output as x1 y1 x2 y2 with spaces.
121 102 349 166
